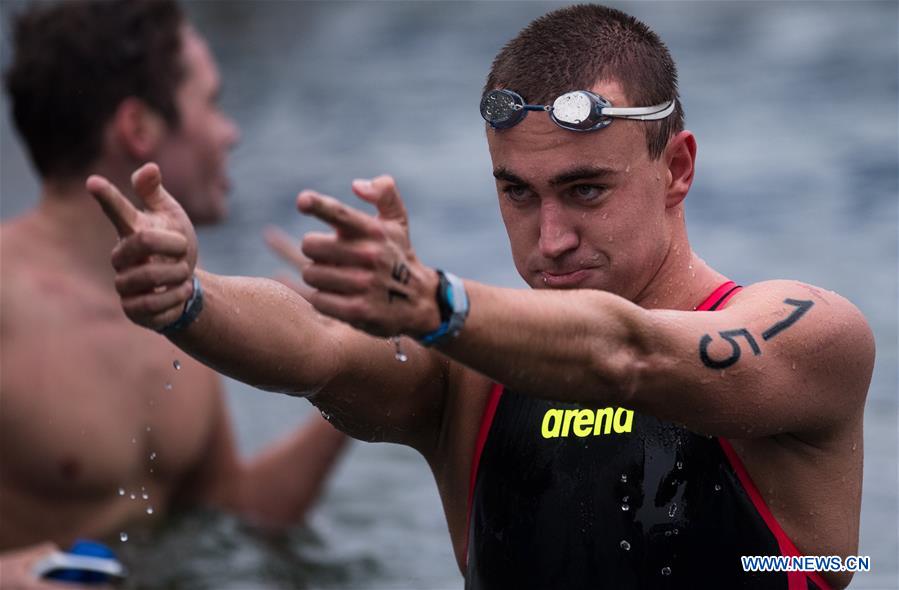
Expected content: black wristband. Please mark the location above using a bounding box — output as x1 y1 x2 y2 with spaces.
157 275 203 336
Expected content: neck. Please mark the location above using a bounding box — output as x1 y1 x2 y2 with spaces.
632 212 729 311
30 170 134 284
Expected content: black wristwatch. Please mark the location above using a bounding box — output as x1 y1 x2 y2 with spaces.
418 270 469 346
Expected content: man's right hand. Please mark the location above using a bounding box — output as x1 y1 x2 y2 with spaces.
86 163 198 331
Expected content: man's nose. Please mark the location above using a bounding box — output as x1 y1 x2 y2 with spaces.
222 115 240 150
537 201 579 259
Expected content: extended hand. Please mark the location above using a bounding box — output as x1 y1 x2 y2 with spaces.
86 163 198 331
297 176 439 338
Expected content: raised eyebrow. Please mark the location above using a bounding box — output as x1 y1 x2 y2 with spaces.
493 168 531 187
549 166 617 187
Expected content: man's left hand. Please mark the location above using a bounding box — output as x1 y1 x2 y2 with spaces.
296 176 439 338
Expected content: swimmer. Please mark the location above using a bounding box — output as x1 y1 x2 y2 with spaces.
89 5 873 589
0 1 346 587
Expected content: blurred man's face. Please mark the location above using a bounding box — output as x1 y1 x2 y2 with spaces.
154 26 239 225
486 80 673 302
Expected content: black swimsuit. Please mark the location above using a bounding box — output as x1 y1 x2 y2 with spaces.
465 282 831 590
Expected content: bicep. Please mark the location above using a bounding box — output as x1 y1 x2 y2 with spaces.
635 282 874 439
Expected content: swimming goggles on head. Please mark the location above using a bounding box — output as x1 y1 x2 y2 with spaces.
480 89 676 132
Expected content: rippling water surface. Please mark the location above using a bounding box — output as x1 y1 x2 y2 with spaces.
1 2 896 588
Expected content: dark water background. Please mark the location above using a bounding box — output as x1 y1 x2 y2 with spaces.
1 1 896 588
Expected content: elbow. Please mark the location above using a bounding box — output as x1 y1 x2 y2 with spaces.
587 335 650 408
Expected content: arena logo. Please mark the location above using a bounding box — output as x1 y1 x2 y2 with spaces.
540 407 634 438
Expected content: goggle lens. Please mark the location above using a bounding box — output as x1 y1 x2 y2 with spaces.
550 91 611 130
480 90 526 129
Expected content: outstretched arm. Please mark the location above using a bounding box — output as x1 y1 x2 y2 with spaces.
436 280 874 440
293 179 875 442
86 164 447 453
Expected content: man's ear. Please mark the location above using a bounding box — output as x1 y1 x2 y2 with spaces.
664 130 697 208
110 97 167 160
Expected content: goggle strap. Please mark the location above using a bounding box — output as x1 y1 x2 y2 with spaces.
601 100 676 121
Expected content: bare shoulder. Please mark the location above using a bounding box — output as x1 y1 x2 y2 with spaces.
728 279 874 350
725 279 875 404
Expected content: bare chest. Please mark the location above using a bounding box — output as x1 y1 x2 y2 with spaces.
1 283 218 499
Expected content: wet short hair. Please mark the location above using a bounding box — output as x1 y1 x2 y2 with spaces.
4 0 186 180
485 4 684 159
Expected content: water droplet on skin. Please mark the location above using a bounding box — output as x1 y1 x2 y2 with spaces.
149 452 157 461
392 337 409 362
129 493 136 500
146 426 151 432
141 493 149 500
619 540 631 551
620 474 627 483
119 532 128 542
173 359 181 370
164 382 172 391
118 488 125 496
668 503 678 517
622 495 629 503
146 507 154 515
676 461 683 470
131 437 137 444
673 528 679 535
607 236 614 243
661 566 672 576
601 213 609 220
791 361 797 370
620 503 630 512
714 483 722 492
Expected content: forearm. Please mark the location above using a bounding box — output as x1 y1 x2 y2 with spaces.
435 281 648 406
169 271 342 395
232 414 349 527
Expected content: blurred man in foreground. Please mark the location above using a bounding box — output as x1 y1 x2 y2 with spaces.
88 4 873 589
0 1 346 586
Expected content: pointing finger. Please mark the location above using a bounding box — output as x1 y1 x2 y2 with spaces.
297 191 379 238
86 174 139 237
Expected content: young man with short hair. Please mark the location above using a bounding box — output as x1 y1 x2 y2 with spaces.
89 5 872 589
